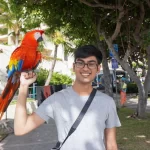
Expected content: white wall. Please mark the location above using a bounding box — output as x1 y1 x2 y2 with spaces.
39 55 74 77
42 39 74 77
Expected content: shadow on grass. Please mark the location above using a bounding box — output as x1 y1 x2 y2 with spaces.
117 108 150 150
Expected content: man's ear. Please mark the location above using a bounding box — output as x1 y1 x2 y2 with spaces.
73 63 75 72
97 65 101 74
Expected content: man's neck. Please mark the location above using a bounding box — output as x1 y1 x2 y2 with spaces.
72 81 93 96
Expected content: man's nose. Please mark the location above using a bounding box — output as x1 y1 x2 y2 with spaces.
83 64 89 70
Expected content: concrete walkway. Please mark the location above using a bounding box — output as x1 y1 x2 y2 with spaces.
0 94 150 150
0 118 57 150
0 102 58 150
125 95 150 113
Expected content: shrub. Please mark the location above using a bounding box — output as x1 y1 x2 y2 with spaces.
50 72 73 85
126 82 138 93
36 68 73 86
36 68 48 86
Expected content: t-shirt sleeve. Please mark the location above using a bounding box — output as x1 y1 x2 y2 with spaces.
35 93 55 123
105 99 121 128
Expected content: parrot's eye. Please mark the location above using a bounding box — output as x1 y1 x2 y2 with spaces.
34 32 41 40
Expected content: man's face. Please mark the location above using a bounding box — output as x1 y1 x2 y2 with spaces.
73 56 101 84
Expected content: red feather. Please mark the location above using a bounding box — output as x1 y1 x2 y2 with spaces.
0 30 44 119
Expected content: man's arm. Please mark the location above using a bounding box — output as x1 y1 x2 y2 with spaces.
14 72 45 136
104 127 118 150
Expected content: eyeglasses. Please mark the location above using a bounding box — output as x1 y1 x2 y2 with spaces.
75 61 98 69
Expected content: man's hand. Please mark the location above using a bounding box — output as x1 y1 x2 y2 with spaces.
105 128 118 150
20 71 37 87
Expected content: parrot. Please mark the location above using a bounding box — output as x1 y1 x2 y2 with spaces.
0 30 44 119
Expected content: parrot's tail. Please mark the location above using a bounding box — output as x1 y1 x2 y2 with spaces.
0 73 20 119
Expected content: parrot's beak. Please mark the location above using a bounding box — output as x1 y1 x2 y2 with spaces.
37 33 46 42
37 36 43 42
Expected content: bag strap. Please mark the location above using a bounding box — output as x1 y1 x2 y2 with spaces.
53 88 97 150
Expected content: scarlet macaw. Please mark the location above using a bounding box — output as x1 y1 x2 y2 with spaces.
0 30 44 119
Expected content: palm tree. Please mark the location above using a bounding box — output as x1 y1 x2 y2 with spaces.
0 0 25 46
44 30 73 86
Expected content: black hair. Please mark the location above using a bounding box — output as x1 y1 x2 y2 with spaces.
74 45 102 64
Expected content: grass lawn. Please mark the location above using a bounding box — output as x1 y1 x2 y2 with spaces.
117 108 150 150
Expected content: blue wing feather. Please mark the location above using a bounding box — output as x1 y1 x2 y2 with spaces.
7 59 24 78
8 65 15 78
18 60 24 71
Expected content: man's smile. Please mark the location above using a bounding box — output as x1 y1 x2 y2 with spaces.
81 73 91 77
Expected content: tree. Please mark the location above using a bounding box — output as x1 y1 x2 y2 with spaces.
21 0 150 117
80 0 150 118
22 0 114 97
0 0 25 45
0 0 44 46
44 30 73 86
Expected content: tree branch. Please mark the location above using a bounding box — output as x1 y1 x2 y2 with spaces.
128 0 140 5
111 8 125 41
80 0 125 41
103 33 121 62
140 29 150 36
144 45 150 95
134 3 145 35
93 0 99 4
123 43 131 62
145 0 150 7
97 18 101 35
133 2 145 44
80 0 121 10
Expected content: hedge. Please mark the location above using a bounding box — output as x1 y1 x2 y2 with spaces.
36 68 73 86
126 83 138 93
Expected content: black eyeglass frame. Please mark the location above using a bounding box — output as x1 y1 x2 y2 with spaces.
74 61 98 69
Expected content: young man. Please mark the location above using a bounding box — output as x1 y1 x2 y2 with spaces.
14 45 121 150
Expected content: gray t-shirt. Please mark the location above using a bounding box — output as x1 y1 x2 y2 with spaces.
35 87 121 150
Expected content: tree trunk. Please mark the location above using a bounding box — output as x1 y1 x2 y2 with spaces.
122 64 147 118
15 34 19 47
8 29 15 45
137 84 147 118
144 45 150 99
97 41 114 98
45 44 58 86
15 29 20 47
137 45 150 117
106 39 147 118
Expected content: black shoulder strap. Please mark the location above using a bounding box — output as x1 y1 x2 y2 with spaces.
52 88 97 150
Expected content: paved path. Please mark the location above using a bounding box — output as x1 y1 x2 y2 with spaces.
113 93 150 113
0 102 58 150
125 95 150 113
0 94 150 150
0 118 57 150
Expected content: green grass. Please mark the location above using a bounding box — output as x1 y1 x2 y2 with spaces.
117 108 150 150
10 98 34 105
